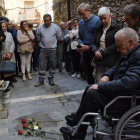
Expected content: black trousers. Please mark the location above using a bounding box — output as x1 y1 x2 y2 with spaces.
15 51 21 74
83 51 95 84
73 85 112 132
71 50 81 73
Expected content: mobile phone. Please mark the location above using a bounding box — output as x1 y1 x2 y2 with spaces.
76 45 82 48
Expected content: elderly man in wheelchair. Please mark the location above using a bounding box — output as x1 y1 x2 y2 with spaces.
60 28 140 140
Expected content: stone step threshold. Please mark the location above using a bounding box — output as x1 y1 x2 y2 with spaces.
11 90 84 103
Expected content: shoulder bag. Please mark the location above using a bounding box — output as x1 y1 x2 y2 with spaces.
20 40 32 53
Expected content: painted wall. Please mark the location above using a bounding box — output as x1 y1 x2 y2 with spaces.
5 0 53 23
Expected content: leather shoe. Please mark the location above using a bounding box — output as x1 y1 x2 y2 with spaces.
60 126 86 140
11 77 17 83
66 113 76 119
65 113 76 127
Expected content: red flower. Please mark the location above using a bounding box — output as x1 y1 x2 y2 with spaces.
18 130 23 135
21 119 26 123
23 123 28 128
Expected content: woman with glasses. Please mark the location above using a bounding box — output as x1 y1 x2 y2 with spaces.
17 20 34 81
123 4 140 40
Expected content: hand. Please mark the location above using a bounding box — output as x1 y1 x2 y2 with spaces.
99 76 109 83
0 36 3 41
72 35 76 40
87 84 98 92
95 51 102 59
6 53 12 59
25 27 29 31
3 54 6 59
77 45 89 53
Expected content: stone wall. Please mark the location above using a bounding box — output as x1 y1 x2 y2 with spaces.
53 0 140 25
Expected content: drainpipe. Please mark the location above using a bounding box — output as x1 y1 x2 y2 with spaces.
67 0 71 20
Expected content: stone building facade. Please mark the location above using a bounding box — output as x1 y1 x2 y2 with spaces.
53 0 140 25
0 0 5 16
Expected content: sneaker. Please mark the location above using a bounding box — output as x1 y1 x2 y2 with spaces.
77 74 81 78
71 73 77 78
23 75 26 81
34 81 44 87
27 74 32 80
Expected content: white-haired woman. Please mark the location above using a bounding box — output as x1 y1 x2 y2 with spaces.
92 7 122 83
1 21 16 83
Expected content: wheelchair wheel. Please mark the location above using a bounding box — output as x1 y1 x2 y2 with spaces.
114 105 140 140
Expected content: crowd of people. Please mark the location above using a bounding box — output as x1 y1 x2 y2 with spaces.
0 2 140 139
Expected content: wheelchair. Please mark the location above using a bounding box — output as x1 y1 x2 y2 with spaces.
63 91 140 140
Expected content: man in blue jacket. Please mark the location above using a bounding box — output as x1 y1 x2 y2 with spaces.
77 3 100 84
60 28 140 139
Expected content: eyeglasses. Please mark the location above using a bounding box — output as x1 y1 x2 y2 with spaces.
124 18 135 22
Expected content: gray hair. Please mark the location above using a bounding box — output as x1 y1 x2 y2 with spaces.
115 28 139 44
123 4 140 18
77 3 90 12
1 20 8 26
8 20 13 24
13 22 18 27
98 7 110 17
43 14 52 20
60 22 65 26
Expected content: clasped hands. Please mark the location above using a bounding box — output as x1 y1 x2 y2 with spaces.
95 51 102 59
3 53 12 59
87 76 109 92
0 36 3 41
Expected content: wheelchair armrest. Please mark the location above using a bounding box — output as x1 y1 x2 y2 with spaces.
119 90 140 96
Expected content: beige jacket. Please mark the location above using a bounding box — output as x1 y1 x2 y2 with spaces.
17 30 35 53
2 32 15 62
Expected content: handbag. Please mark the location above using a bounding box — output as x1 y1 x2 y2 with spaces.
97 53 120 68
0 59 16 74
20 41 32 53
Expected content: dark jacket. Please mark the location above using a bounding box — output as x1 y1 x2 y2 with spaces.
0 25 6 51
98 44 140 94
33 30 39 50
92 18 122 57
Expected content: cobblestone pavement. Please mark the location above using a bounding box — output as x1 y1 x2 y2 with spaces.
0 70 113 140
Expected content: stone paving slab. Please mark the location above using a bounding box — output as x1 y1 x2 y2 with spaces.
0 70 114 140
0 96 113 140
